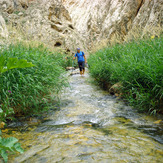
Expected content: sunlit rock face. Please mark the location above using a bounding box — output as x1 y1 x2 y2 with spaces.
0 0 162 51
0 15 8 38
63 0 162 47
0 0 87 52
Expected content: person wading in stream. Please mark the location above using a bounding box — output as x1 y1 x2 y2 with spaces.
73 48 87 76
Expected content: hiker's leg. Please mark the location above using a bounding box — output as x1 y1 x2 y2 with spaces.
78 62 82 75
80 71 82 75
82 62 85 75
82 68 85 75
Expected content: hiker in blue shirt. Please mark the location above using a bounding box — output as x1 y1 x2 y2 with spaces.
73 48 87 76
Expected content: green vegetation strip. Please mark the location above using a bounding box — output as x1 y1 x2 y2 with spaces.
0 43 69 118
88 37 163 114
0 43 71 162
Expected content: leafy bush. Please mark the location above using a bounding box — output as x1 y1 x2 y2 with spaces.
0 130 24 163
0 56 32 162
88 36 163 114
0 43 68 116
0 55 35 120
0 55 34 74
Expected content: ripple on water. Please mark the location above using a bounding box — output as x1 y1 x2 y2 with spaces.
6 71 163 162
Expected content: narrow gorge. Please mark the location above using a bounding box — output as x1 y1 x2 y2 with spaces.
0 0 162 162
0 0 162 51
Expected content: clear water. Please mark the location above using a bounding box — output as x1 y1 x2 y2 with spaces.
6 71 163 163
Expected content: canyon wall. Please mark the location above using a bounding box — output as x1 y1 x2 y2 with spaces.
0 0 162 52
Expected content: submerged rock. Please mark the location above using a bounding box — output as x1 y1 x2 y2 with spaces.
109 82 122 96
0 122 5 129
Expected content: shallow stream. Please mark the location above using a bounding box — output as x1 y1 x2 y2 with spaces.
4 70 163 162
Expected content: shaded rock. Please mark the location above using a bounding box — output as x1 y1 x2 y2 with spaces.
19 0 29 9
66 67 75 71
48 2 72 22
70 71 80 76
6 5 14 14
54 41 62 47
0 0 14 13
26 117 41 126
51 23 64 32
109 82 122 96
0 122 5 129
0 0 28 13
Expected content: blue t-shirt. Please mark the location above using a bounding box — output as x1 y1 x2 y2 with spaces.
75 51 85 62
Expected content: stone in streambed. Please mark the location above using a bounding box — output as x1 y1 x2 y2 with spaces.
154 120 162 124
66 67 75 70
0 122 5 129
70 71 80 76
109 82 122 96
27 118 41 126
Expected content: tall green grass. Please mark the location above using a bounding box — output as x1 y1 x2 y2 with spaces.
0 43 68 116
88 37 163 114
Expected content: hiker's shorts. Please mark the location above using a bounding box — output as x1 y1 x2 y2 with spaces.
78 61 85 71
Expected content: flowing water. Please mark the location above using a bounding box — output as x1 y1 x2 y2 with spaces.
4 70 163 162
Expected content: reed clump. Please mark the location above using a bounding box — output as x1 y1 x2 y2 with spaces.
88 36 163 114
0 43 69 116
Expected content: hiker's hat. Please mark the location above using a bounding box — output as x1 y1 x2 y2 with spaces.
77 48 80 50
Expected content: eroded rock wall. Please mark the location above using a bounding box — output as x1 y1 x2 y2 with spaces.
0 0 162 51
63 0 162 48
0 0 87 52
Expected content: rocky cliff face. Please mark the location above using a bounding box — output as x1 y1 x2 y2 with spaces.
0 0 87 52
63 0 162 48
0 0 162 52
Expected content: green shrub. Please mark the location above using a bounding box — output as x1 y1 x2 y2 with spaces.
0 130 24 163
88 36 163 114
0 43 68 115
0 56 32 162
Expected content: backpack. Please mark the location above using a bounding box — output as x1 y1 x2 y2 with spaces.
76 51 84 57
